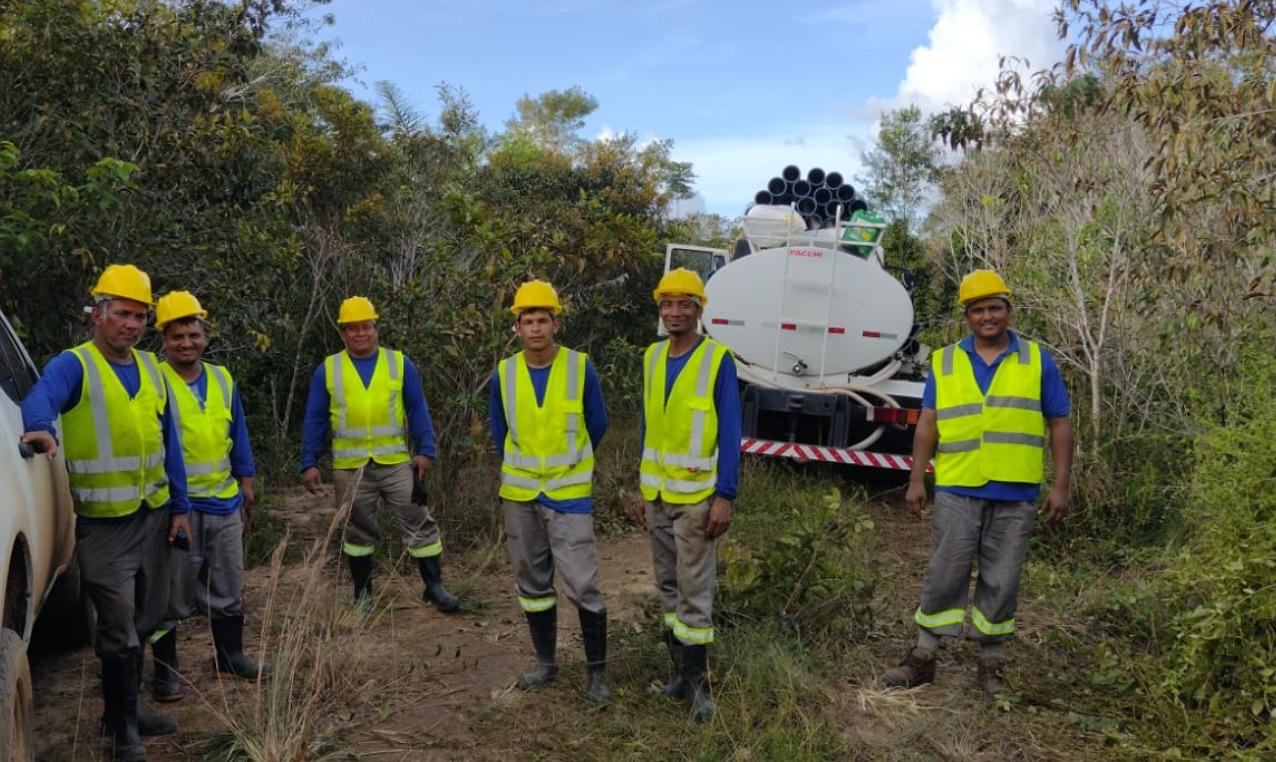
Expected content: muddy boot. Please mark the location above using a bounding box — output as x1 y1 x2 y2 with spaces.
101 656 146 761
132 652 177 736
682 644 715 724
881 647 936 689
348 554 373 610
646 629 687 699
978 656 1006 705
517 607 559 689
149 629 182 702
417 556 460 613
579 608 611 705
212 616 268 679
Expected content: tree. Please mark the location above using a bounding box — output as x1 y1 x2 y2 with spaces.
856 106 942 228
503 86 599 154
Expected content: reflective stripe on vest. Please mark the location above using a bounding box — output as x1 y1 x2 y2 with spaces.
639 337 727 504
61 342 171 518
162 361 239 501
497 348 594 502
932 337 1046 487
326 348 410 470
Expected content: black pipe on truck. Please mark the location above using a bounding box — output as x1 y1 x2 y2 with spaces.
826 171 843 188
782 165 801 182
767 177 787 195
847 198 868 214
807 167 825 185
755 190 774 205
837 184 856 202
793 180 812 197
796 197 817 215
814 187 833 205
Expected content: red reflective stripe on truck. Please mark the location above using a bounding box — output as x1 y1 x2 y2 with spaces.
739 438 934 472
828 326 845 334
780 323 796 331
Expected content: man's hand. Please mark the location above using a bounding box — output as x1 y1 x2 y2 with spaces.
169 513 191 544
1041 485 1069 526
302 467 323 495
411 455 433 481
905 479 929 519
705 496 732 538
631 497 650 531
240 476 256 520
20 430 58 459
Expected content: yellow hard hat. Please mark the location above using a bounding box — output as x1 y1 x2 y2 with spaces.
337 296 379 325
90 264 153 306
958 269 1012 307
653 268 708 307
510 279 563 316
155 291 208 330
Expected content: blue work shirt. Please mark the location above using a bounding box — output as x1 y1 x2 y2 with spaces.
922 331 1070 502
640 337 742 501
173 364 256 516
489 353 609 514
300 349 437 471
21 349 192 518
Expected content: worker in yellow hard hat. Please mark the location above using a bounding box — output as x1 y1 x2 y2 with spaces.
632 267 741 723
145 291 266 705
300 296 459 612
20 264 190 759
881 268 1073 704
490 280 612 704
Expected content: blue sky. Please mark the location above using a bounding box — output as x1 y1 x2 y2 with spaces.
312 0 1064 216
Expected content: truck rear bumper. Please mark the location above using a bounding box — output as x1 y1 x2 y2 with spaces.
741 437 933 471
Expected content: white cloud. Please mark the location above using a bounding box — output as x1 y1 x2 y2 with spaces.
896 0 1063 110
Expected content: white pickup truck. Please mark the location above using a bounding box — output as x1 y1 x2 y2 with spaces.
0 308 80 761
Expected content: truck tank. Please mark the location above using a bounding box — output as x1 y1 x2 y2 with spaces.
663 168 930 471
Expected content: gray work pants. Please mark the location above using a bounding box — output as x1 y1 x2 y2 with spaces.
335 462 442 557
75 506 172 660
646 497 717 645
915 491 1037 643
502 500 605 614
158 509 245 632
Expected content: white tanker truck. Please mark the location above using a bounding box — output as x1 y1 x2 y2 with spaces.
664 167 929 471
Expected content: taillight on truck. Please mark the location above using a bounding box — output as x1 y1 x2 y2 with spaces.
867 407 921 426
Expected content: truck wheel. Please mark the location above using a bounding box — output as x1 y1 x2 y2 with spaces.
0 627 35 762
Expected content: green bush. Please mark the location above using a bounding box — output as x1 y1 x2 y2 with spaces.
1154 357 1276 753
719 468 876 642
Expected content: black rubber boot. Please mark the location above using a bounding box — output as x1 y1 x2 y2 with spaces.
517 607 559 689
149 629 182 702
348 554 373 609
212 616 268 679
101 656 146 761
682 644 715 724
579 608 611 705
131 651 177 736
661 629 687 699
417 556 460 612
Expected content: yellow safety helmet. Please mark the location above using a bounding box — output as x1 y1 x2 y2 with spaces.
653 268 708 307
958 269 1012 307
155 291 208 330
90 264 153 306
510 279 563 316
337 296 379 325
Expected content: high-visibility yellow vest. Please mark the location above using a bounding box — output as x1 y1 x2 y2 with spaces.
61 341 171 518
496 347 594 502
640 337 729 504
932 337 1045 487
325 348 410 470
161 361 239 501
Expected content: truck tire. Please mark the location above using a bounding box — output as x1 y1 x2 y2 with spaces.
31 558 95 652
0 627 35 762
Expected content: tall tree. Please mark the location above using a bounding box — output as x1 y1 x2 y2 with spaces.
856 106 941 228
